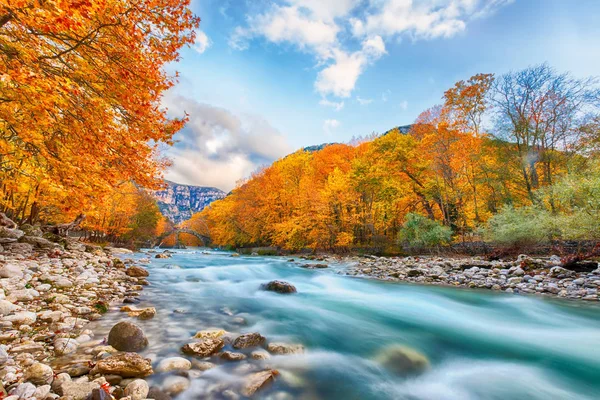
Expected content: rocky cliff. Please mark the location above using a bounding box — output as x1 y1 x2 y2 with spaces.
153 181 226 224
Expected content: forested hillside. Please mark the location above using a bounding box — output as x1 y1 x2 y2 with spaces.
189 67 600 252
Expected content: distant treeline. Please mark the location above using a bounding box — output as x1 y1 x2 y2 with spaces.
186 65 600 253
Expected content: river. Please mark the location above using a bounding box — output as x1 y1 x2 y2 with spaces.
96 249 600 399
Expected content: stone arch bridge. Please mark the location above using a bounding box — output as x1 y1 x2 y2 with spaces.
157 228 210 248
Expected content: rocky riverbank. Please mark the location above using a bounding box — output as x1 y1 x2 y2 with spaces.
0 215 297 400
326 254 600 301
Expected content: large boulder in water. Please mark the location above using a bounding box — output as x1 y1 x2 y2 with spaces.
261 280 297 294
107 321 148 352
181 338 224 357
375 345 430 375
233 332 266 349
267 342 304 355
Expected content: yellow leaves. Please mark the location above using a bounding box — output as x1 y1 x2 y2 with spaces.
1 0 199 224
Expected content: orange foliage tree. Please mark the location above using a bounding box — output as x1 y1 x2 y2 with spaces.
0 0 199 223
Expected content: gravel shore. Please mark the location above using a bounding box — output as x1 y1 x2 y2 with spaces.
325 254 600 301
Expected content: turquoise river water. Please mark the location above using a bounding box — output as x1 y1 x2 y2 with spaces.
100 249 600 400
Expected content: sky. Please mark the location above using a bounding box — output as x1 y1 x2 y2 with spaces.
162 0 600 191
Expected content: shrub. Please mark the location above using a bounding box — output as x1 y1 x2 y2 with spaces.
399 213 453 249
480 205 555 246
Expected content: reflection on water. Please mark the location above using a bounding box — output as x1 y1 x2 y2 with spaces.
92 249 600 399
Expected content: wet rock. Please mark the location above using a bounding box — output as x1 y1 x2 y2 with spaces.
90 352 153 378
251 350 271 360
261 280 297 294
222 390 240 400
181 338 224 357
155 357 191 373
126 266 149 277
375 345 430 375
233 332 266 349
148 387 172 400
267 342 305 355
124 379 149 400
24 362 54 385
155 254 171 259
220 351 247 361
241 370 278 397
163 376 190 396
194 328 226 340
190 360 216 371
302 263 328 269
107 321 148 352
121 306 156 320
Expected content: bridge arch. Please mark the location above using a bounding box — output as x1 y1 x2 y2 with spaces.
157 228 210 248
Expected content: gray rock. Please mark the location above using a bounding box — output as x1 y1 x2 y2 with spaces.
0 227 24 243
11 382 36 399
0 263 23 278
19 235 60 249
107 321 148 352
148 387 173 400
163 376 190 396
54 338 79 355
60 381 100 400
124 379 149 400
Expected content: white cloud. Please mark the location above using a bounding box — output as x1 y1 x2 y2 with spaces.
323 118 341 135
354 0 513 40
399 100 408 110
356 96 373 105
162 95 292 191
319 98 345 111
229 4 340 59
230 1 512 98
315 36 386 97
194 29 211 54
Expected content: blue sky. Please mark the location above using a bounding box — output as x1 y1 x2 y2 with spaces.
163 0 600 190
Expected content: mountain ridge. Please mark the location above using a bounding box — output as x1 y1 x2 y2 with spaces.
153 180 226 224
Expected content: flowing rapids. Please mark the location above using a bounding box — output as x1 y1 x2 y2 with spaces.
92 249 600 399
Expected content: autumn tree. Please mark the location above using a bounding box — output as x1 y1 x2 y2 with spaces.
0 0 200 223
491 64 599 202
